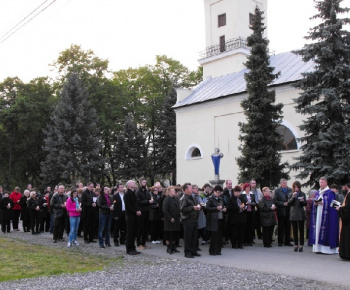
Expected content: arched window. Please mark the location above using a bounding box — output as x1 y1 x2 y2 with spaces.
185 144 203 159
191 148 201 157
276 125 298 151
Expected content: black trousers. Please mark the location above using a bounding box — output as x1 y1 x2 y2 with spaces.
291 220 305 246
182 220 198 255
150 220 162 241
30 211 39 233
125 215 137 253
209 219 223 254
40 212 50 232
1 220 11 233
255 208 262 238
277 216 291 245
230 223 245 247
244 211 254 244
22 217 31 232
12 210 21 229
224 214 230 241
137 212 149 246
113 211 126 244
53 214 66 240
262 225 275 246
83 209 97 242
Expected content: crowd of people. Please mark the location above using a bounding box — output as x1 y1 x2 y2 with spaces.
0 176 349 260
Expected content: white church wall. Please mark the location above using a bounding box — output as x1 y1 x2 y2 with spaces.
201 51 248 79
176 85 309 189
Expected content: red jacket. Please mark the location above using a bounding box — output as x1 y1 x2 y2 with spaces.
10 191 22 210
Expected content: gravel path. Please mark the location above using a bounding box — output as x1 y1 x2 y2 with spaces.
0 231 348 290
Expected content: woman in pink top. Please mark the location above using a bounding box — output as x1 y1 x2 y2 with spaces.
66 189 82 247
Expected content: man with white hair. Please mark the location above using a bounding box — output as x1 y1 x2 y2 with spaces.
124 180 141 255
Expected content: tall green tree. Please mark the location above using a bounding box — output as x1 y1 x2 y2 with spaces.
236 6 288 188
0 77 25 189
0 77 54 189
153 88 177 185
292 0 350 187
111 56 202 184
51 44 122 185
111 115 148 182
41 73 104 185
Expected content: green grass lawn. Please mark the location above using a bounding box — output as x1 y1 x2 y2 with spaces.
0 237 122 282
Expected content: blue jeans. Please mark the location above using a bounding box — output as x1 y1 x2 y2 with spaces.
69 216 80 243
98 212 112 246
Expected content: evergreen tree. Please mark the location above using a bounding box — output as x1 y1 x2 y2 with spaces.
153 88 177 185
0 77 54 189
292 0 350 187
111 115 148 181
41 73 103 185
236 6 288 188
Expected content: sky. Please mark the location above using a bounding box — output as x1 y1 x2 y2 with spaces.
0 0 350 83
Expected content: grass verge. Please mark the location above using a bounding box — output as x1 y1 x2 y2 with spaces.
0 237 122 282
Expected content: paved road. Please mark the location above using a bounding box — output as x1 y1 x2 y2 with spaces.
136 239 349 288
8 228 350 288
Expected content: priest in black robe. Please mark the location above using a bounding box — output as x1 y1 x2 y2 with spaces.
337 184 350 260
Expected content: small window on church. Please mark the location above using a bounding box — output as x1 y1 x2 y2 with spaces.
191 148 201 158
249 13 255 26
276 125 298 151
218 13 226 27
219 35 226 52
186 146 203 159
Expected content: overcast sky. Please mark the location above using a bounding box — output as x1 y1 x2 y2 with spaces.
0 0 349 83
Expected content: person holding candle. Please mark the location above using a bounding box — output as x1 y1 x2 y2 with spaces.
288 181 307 252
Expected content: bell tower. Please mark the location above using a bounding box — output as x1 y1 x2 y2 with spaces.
199 0 268 79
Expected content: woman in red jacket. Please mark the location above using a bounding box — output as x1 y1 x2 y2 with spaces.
10 187 22 231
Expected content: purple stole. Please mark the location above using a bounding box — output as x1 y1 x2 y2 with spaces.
308 189 339 248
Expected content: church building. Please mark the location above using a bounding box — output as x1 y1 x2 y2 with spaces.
174 0 313 187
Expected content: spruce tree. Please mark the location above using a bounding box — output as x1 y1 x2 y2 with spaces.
292 0 350 187
236 6 288 188
153 88 177 185
111 115 148 181
41 73 103 185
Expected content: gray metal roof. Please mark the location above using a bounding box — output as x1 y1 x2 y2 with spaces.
174 51 314 108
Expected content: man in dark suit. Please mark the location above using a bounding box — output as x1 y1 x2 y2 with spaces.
136 178 153 249
223 180 233 199
274 178 293 246
113 184 126 246
223 180 233 242
81 182 97 244
180 183 201 258
124 180 141 255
